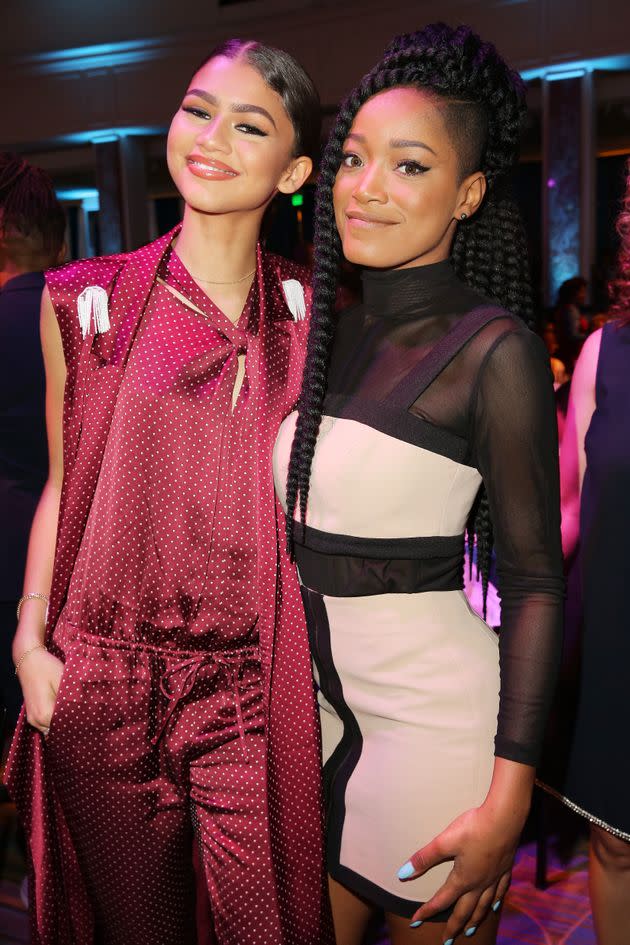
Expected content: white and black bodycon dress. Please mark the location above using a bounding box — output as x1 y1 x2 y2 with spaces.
273 261 564 918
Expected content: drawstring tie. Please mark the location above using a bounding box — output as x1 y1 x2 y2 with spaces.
151 647 260 759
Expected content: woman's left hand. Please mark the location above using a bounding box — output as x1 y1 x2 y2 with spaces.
399 802 524 940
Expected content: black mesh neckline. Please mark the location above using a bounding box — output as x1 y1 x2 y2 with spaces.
360 259 464 320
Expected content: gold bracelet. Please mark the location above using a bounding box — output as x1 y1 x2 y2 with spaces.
16 592 49 622
14 643 47 675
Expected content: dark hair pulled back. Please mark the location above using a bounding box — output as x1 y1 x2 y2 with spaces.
285 22 534 610
0 152 66 269
199 39 321 161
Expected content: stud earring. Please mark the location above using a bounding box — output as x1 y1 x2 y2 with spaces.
460 212 468 220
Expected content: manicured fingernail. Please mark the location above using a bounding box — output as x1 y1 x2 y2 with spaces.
398 861 415 880
444 939 454 945
410 920 423 928
465 928 478 937
492 899 502 912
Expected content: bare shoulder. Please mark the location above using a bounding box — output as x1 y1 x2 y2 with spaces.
40 285 65 370
572 328 602 396
579 326 603 358
40 285 60 344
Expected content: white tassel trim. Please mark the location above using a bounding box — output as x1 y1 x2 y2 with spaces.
281 279 306 322
77 285 111 339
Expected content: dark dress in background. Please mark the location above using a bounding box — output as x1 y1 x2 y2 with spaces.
0 272 48 732
556 320 630 839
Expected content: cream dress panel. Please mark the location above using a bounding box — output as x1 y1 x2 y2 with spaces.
274 411 499 902
274 411 482 539
323 588 500 902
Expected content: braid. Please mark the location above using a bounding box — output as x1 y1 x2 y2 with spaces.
0 151 66 266
285 23 533 616
0 153 29 195
453 185 533 617
608 156 630 326
285 74 387 552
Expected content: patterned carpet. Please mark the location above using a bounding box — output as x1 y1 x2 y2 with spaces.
496 842 594 945
365 841 594 945
0 805 594 945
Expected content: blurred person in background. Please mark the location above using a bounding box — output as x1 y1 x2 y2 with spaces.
541 320 569 437
549 356 569 389
554 276 588 371
543 159 630 945
0 153 65 746
541 318 561 359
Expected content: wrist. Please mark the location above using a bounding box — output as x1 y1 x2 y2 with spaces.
14 643 48 675
16 592 49 622
482 758 535 823
482 788 532 826
13 621 47 663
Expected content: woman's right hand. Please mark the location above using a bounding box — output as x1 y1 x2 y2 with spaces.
16 647 65 735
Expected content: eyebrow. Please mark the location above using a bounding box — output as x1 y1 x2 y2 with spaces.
390 137 437 155
346 131 437 155
186 88 277 128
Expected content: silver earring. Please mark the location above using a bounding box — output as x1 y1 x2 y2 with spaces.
460 212 468 220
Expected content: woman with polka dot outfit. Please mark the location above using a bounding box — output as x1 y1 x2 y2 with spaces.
7 40 333 945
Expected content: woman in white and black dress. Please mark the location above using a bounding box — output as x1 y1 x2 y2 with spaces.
274 23 563 945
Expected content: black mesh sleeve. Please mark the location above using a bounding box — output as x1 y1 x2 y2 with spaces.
471 328 564 766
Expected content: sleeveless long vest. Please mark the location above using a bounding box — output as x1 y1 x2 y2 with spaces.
6 227 332 945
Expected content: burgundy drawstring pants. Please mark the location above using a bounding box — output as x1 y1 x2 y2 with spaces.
44 630 283 945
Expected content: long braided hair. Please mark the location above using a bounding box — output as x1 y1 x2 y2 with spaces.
609 156 630 327
0 152 66 269
285 23 534 609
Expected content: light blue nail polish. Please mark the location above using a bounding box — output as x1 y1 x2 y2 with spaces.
492 898 502 912
397 861 415 880
465 928 478 937
410 920 423 928
444 939 454 945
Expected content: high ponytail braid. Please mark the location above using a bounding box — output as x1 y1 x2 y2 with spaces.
286 24 533 612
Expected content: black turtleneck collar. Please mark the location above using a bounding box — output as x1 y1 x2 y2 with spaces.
361 258 482 319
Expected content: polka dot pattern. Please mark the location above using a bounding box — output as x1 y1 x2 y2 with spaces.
43 627 278 945
5 227 334 945
62 245 260 648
